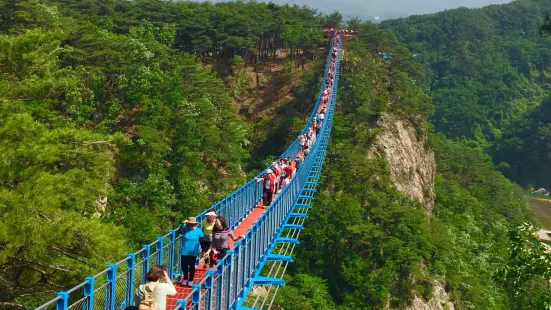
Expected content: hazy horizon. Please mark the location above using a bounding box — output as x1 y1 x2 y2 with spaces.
247 0 514 20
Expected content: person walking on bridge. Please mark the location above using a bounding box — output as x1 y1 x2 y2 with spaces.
255 169 276 208
203 216 244 268
294 155 303 170
134 265 176 310
178 217 204 286
201 211 216 266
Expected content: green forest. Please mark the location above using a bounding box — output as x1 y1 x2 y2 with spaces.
276 20 542 309
381 0 551 190
0 0 337 306
2 0 551 309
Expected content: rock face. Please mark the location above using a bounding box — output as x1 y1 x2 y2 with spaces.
369 113 445 307
371 113 436 214
406 282 455 310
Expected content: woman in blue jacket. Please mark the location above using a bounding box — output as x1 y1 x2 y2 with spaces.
178 217 204 286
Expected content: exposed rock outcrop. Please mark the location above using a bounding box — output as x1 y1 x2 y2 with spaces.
406 281 455 310
370 113 436 214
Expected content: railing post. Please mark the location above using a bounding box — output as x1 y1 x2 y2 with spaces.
205 270 214 310
233 243 242 303
126 254 136 306
225 250 234 309
238 244 247 300
142 244 151 284
230 193 237 226
168 230 176 280
246 229 254 282
84 277 95 310
55 291 68 310
246 183 251 213
156 236 164 265
176 299 187 310
106 264 117 310
216 260 224 309
238 188 244 220
251 223 259 272
191 284 201 307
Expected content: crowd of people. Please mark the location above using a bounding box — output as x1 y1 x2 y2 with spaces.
324 28 359 36
255 33 338 209
132 211 245 310
132 31 340 310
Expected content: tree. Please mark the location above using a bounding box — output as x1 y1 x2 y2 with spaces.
495 223 551 309
322 11 342 29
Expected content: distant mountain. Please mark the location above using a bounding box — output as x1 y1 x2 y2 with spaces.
381 0 551 189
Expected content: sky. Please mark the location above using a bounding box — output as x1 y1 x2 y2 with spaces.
266 0 513 20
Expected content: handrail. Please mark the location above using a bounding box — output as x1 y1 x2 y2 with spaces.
246 35 343 309
34 296 61 310
34 32 341 310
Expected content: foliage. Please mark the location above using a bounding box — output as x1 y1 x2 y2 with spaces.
0 102 128 306
280 20 535 310
495 222 551 310
1 0 544 309
382 3 551 306
0 0 332 307
493 91 551 189
274 274 335 310
247 58 326 168
341 23 433 121
285 23 434 309
429 134 535 309
381 0 551 145
227 55 251 98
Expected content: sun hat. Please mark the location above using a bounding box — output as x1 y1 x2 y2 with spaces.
184 217 198 225
205 211 216 216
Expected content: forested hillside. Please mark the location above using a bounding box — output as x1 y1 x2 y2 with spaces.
372 0 551 308
272 21 537 310
0 0 545 309
0 0 334 307
381 0 551 189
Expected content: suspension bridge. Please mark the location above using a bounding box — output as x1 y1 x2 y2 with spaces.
35 33 342 310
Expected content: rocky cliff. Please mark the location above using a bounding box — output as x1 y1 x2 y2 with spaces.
406 281 455 310
369 113 447 308
369 113 436 214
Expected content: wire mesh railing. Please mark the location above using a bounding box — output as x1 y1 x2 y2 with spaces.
113 270 130 309
66 296 87 310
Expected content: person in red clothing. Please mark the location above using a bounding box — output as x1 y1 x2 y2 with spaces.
255 169 276 208
283 159 294 179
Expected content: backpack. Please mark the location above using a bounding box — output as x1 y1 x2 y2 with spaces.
139 283 159 310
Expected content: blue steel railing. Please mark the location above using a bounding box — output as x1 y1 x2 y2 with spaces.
241 36 342 309
35 34 340 310
178 36 342 310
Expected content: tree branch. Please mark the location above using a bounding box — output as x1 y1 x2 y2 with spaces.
0 302 24 309
8 255 71 272
51 245 91 266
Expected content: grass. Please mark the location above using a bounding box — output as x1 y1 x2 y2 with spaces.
525 192 551 229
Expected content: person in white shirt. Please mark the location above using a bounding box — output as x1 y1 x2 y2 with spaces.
309 131 316 149
278 175 290 194
299 135 306 152
134 265 177 310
